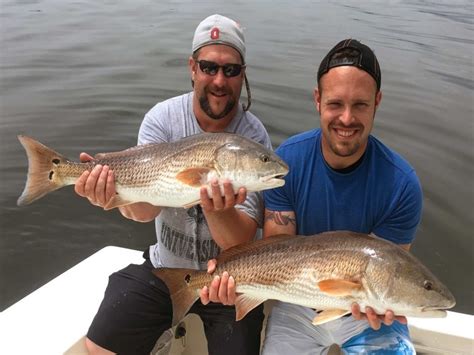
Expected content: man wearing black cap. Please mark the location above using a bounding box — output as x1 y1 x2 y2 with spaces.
204 39 422 352
260 39 422 353
76 14 267 355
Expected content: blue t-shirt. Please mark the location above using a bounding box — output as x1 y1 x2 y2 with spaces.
264 129 422 244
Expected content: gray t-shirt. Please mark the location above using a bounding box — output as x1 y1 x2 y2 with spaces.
138 92 272 270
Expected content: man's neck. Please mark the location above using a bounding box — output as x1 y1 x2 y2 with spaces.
331 153 365 173
193 103 240 132
196 115 233 132
322 143 367 171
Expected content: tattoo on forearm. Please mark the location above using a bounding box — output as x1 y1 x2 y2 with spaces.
265 211 296 226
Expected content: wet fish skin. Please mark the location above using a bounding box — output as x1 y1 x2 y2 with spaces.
17 133 289 208
153 231 456 326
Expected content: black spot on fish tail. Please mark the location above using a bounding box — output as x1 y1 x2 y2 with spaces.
152 268 201 326
17 135 69 206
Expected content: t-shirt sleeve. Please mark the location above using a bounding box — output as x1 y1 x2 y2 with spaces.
373 170 423 244
263 185 293 212
236 191 265 229
263 147 294 212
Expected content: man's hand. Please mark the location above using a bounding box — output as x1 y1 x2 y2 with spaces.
199 259 236 306
199 178 246 214
74 152 116 208
351 303 407 330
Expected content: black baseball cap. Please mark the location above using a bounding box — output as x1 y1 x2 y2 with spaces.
317 39 381 90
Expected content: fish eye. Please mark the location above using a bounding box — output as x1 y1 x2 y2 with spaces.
260 154 270 163
424 280 433 291
184 274 191 284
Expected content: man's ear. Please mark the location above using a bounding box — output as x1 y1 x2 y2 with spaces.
189 56 196 80
375 90 383 110
314 87 321 113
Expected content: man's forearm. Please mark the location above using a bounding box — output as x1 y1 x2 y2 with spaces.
204 208 257 250
119 202 161 222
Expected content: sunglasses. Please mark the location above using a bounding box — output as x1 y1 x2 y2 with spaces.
196 60 245 78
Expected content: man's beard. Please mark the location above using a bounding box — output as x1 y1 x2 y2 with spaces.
199 93 236 120
325 117 371 157
329 139 361 157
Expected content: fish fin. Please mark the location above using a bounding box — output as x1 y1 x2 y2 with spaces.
318 279 362 297
153 268 203 327
183 199 201 209
17 135 70 206
176 168 211 187
103 194 134 210
313 309 350 325
234 294 266 321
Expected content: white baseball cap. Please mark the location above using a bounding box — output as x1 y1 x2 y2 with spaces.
192 14 246 63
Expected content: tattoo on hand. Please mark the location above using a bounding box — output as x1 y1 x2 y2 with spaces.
265 211 296 226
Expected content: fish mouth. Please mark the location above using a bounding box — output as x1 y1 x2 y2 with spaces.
422 300 456 313
260 174 286 186
419 301 456 317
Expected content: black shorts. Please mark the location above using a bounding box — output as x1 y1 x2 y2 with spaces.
87 250 264 355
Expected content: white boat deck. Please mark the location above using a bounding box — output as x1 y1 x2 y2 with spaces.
0 246 472 354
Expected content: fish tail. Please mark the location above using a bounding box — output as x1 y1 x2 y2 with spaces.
17 135 70 206
153 268 204 326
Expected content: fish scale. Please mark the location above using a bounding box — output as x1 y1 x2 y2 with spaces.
153 231 455 326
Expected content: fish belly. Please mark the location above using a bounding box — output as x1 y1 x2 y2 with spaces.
115 183 201 208
236 283 357 311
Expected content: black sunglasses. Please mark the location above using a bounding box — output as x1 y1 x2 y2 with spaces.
196 60 245 78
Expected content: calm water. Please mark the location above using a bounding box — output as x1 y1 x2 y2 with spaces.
0 0 472 314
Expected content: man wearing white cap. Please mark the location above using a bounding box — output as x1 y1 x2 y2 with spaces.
76 14 268 355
